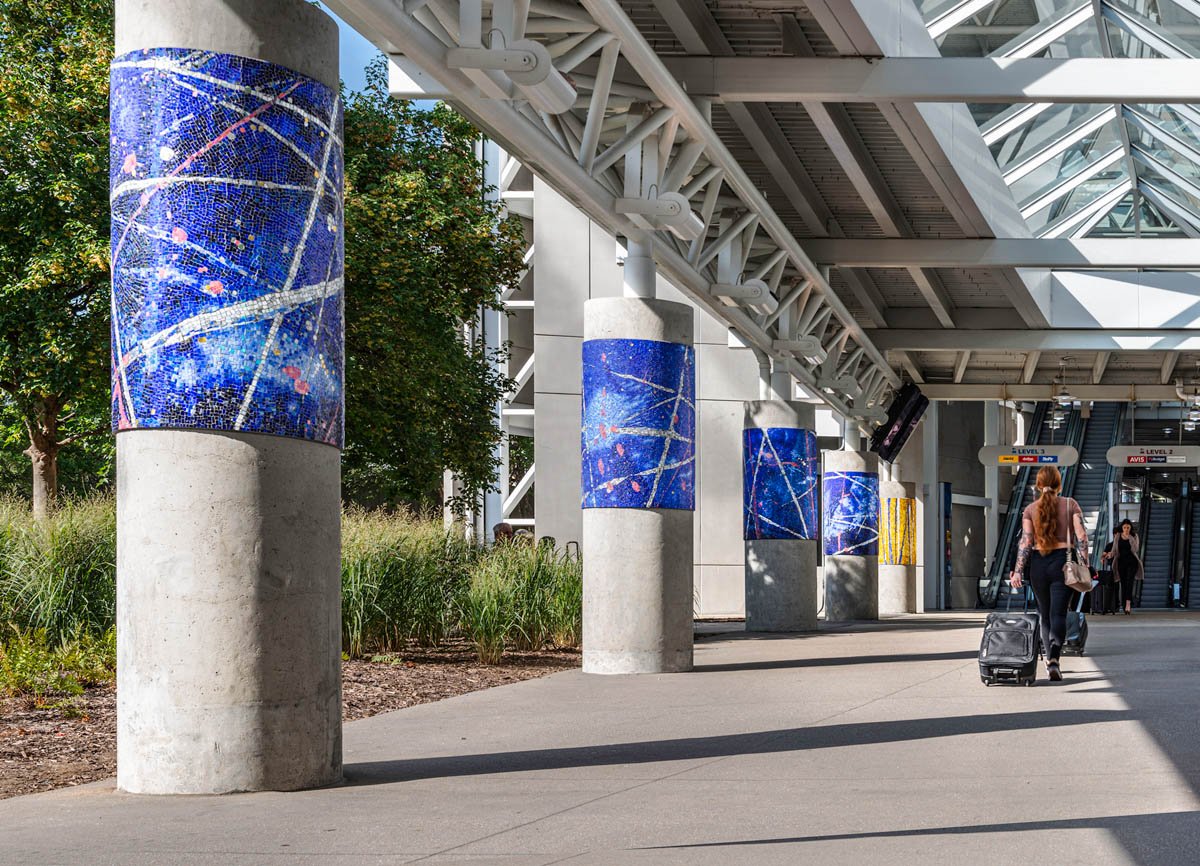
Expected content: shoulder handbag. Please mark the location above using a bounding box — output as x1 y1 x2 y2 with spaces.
1064 503 1094 592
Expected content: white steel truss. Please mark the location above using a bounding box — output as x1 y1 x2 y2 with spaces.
326 0 898 422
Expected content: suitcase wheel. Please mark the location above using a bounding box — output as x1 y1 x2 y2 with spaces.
1023 678 1034 686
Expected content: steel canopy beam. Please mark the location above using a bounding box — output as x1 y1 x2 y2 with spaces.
800 238 1200 268
868 330 1200 351
659 57 1200 102
919 384 1182 400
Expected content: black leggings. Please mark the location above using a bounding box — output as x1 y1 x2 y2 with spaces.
1117 558 1137 608
1030 549 1070 661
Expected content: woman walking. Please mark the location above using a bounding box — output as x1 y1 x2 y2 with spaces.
1113 519 1143 615
1011 466 1089 681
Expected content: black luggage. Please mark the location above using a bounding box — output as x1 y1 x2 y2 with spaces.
980 588 1041 686
1064 591 1088 655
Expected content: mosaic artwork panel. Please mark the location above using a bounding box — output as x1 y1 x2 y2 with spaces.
742 427 819 541
581 338 695 509
109 48 344 447
881 497 916 566
822 471 880 556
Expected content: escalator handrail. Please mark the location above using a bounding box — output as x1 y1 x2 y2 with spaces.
979 402 1051 607
1091 402 1129 570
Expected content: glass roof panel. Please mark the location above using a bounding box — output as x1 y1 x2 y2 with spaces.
926 0 1200 237
990 104 1113 172
1009 121 1123 204
1024 171 1128 234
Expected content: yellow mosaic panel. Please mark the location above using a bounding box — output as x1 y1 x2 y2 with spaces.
880 497 916 566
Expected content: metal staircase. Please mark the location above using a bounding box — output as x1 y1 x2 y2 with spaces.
1139 500 1176 608
1066 403 1125 564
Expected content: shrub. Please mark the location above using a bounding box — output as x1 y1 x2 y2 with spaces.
0 626 116 699
0 497 116 642
460 541 583 663
341 509 477 657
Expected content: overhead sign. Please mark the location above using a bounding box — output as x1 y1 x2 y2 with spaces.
978 445 1080 467
1107 445 1200 468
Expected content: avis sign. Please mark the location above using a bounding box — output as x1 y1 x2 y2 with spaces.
977 445 1080 467
1106 446 1200 468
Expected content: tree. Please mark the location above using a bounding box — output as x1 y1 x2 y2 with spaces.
0 1 113 517
341 60 525 511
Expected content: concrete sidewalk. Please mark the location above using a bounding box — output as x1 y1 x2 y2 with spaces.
3 613 1199 865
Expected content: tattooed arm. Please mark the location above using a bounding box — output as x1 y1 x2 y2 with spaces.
1071 500 1089 563
1011 515 1034 586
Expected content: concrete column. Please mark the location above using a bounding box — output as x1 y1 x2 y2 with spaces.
879 478 918 614
823 450 881 621
581 296 695 673
111 0 342 793
743 400 819 631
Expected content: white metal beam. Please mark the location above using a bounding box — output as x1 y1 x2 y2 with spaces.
954 351 972 383
1023 351 1041 384
1093 351 1110 384
867 329 1200 351
920 384 1179 400
1162 352 1180 385
659 57 1200 102
801 237 1200 268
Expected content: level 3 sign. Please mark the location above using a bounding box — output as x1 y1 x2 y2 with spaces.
978 445 1080 467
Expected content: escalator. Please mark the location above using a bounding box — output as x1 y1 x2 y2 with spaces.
1065 402 1124 554
1139 500 1176 608
984 403 1080 607
1189 502 1200 609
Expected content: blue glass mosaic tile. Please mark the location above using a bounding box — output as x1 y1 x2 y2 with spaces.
822 471 880 556
743 427 819 541
109 48 344 447
581 338 695 509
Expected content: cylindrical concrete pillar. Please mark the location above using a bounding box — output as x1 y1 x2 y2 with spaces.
743 400 819 631
822 450 880 621
879 479 918 615
111 0 343 793
581 297 695 673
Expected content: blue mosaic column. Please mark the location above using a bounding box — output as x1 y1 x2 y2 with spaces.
110 0 342 795
743 400 819 631
823 449 881 620
581 297 695 674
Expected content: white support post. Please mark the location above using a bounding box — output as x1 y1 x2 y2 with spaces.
922 401 942 611
984 400 1000 576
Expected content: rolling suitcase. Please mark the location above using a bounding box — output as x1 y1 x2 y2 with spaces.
1064 590 1088 655
979 587 1041 686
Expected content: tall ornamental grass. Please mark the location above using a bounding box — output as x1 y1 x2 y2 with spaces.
341 508 476 657
0 497 583 676
0 497 116 642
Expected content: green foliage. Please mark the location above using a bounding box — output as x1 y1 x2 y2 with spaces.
0 625 115 699
342 60 526 511
341 508 477 657
0 1 115 505
0 495 115 641
0 499 580 682
462 541 582 662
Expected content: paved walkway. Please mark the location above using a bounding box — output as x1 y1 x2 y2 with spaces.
3 613 1200 865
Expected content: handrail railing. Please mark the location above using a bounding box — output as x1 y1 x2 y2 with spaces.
979 402 1050 607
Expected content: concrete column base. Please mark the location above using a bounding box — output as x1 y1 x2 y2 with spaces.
116 431 342 794
582 509 694 674
826 556 880 621
745 540 818 631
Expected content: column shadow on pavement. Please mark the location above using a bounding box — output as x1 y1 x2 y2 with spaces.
695 649 979 672
635 810 1200 866
343 709 1127 786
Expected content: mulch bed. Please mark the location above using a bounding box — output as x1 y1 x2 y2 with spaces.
0 642 579 800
